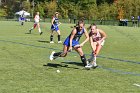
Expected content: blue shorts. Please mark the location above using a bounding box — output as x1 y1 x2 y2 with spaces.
51 25 59 31
20 17 25 21
63 37 79 47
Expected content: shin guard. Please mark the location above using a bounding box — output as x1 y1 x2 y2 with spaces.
50 35 53 41
80 55 87 66
58 35 61 41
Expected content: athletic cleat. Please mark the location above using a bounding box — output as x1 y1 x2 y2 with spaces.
58 41 62 43
50 41 54 43
85 64 93 68
40 32 43 35
84 64 92 70
85 63 98 69
50 51 55 61
93 65 98 69
29 30 31 34
93 63 97 67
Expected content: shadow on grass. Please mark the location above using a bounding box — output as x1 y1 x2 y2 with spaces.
61 61 83 66
38 40 50 43
25 32 38 35
43 61 83 69
43 63 68 68
25 32 31 34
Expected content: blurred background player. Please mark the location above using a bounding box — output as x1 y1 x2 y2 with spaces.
29 12 43 35
49 20 89 66
50 12 62 43
85 23 107 69
20 11 25 26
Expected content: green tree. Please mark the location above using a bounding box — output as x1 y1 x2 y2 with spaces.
98 2 110 20
22 1 31 11
109 3 118 19
0 9 7 17
46 0 57 17
34 2 45 17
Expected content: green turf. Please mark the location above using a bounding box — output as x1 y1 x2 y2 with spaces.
0 21 140 93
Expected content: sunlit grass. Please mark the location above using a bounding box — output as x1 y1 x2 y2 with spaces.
0 21 140 93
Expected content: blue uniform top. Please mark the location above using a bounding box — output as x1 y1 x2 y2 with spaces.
20 13 25 21
63 27 85 47
53 17 59 25
51 17 59 31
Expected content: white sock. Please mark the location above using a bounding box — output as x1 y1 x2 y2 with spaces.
94 56 96 62
29 27 33 30
38 28 41 33
93 56 97 66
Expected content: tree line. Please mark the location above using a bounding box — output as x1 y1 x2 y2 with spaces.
0 0 140 20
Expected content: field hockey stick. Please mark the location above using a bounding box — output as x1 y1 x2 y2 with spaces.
58 22 61 26
57 45 81 56
58 44 80 54
53 45 80 59
66 45 81 53
74 45 81 49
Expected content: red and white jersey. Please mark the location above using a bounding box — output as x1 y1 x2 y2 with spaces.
34 15 40 23
90 29 102 42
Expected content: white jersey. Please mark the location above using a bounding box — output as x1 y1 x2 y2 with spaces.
90 29 105 46
92 29 102 42
34 15 40 23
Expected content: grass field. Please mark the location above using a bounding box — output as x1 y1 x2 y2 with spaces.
0 21 140 93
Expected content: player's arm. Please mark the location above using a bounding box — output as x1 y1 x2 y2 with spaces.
34 15 36 20
39 17 42 21
69 28 77 50
58 22 61 26
80 28 89 47
89 32 95 52
99 29 107 42
59 22 61 24
51 17 55 25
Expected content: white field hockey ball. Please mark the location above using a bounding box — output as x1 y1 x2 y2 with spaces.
56 70 60 73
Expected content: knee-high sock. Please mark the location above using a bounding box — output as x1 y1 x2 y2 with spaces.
58 35 61 41
50 35 53 41
80 55 87 66
38 28 41 33
29 27 34 31
53 52 62 57
94 56 96 63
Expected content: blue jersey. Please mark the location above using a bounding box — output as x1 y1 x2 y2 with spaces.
53 17 59 25
63 27 85 47
51 17 59 31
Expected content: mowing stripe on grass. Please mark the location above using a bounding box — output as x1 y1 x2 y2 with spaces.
1 39 140 76
63 61 140 76
98 55 140 64
0 39 46 48
99 66 140 76
0 39 140 65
